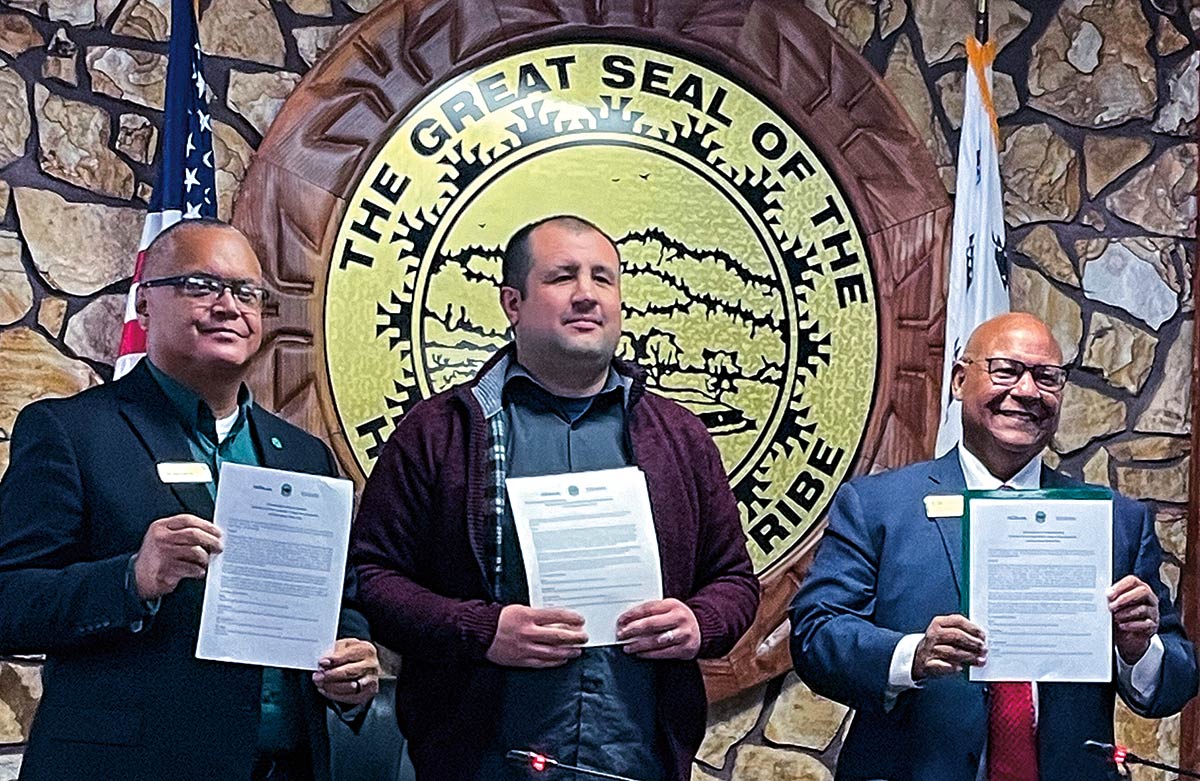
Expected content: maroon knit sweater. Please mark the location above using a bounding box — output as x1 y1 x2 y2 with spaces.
351 348 760 780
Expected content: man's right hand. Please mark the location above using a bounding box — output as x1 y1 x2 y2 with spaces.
485 605 587 668
133 514 223 600
911 614 987 680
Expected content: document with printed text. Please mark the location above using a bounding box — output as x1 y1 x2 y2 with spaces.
965 489 1113 683
506 466 663 646
197 463 353 670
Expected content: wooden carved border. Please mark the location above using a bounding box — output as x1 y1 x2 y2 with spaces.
233 0 951 701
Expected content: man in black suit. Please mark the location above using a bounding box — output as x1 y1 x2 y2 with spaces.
0 220 379 781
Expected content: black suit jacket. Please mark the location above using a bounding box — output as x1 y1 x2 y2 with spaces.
0 361 369 781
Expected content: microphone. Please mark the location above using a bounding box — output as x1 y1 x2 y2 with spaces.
1082 740 1200 778
1082 740 1128 767
505 749 647 781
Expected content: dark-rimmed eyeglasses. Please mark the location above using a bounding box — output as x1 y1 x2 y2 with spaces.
140 273 269 310
961 356 1069 392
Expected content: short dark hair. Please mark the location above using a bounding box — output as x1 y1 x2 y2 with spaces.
501 215 617 294
142 218 247 278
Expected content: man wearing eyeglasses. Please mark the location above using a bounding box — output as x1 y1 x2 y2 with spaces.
0 219 379 781
789 312 1196 780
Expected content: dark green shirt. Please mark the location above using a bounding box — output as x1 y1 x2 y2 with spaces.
145 361 302 757
145 360 256 498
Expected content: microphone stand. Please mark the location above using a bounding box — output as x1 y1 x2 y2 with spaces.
506 749 646 781
1083 740 1200 779
1120 752 1200 779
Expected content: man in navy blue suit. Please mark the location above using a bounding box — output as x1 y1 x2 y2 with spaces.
790 312 1197 780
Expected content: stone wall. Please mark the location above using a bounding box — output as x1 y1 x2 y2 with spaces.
0 0 1194 779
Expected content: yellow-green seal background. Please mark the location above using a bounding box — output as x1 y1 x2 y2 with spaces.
326 43 878 574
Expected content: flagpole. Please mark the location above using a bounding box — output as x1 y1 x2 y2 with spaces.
934 0 1008 456
975 0 989 45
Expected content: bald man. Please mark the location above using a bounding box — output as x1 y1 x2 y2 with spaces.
0 219 379 781
790 313 1197 780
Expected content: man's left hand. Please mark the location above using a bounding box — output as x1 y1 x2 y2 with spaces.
616 599 701 660
313 638 380 706
1109 575 1159 664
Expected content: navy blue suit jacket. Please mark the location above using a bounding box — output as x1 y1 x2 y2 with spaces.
789 451 1197 781
0 361 369 781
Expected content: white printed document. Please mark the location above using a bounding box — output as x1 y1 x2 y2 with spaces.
965 489 1113 683
197 463 353 670
505 467 663 646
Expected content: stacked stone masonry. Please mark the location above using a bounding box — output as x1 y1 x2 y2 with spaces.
0 0 1195 779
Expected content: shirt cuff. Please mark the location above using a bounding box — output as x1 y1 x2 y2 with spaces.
124 554 161 633
884 633 925 711
1116 634 1165 707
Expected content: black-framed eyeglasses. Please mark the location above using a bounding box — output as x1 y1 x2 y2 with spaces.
140 273 269 309
961 356 1069 392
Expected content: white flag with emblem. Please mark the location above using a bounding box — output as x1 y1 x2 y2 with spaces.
935 35 1010 457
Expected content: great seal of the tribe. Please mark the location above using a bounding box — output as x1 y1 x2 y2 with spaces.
234 0 951 700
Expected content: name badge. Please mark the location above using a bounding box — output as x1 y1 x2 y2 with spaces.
924 494 964 518
157 462 213 484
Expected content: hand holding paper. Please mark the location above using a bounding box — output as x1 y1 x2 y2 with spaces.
1108 575 1160 664
134 514 224 600
313 638 380 705
616 598 700 660
911 614 987 680
485 604 587 668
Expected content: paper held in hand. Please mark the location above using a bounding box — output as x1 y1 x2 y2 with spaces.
964 488 1114 683
505 466 663 647
197 463 354 670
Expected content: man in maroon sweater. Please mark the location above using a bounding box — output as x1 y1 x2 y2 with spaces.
351 216 759 780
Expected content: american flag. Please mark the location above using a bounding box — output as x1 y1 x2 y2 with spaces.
114 0 216 378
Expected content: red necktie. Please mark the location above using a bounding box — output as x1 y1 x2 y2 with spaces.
987 681 1038 780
